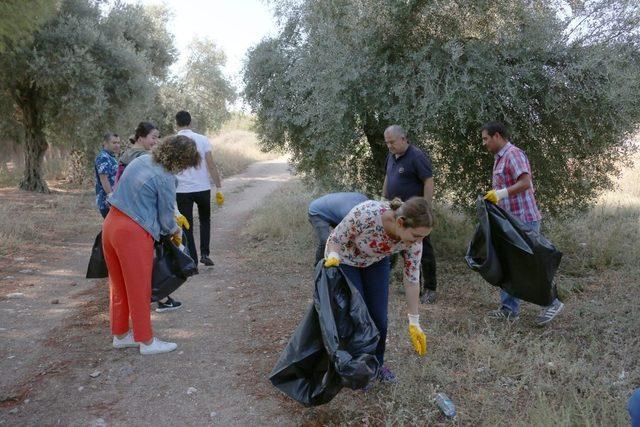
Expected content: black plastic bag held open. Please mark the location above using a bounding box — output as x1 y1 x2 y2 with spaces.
151 233 197 302
269 263 380 406
465 197 562 306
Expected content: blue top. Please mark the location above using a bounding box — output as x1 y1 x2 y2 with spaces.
308 192 368 225
385 144 433 201
94 148 118 212
109 155 179 241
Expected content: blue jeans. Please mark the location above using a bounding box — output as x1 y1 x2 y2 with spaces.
340 258 391 365
500 221 560 314
630 388 640 427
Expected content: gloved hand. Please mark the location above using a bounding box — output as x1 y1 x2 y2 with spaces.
484 188 508 204
324 251 340 268
175 214 190 230
408 314 427 356
170 231 182 246
215 191 224 206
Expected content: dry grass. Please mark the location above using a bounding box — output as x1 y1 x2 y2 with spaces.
209 116 279 178
243 169 640 424
0 188 100 258
210 129 279 178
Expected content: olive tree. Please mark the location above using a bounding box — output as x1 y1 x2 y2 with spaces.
155 38 236 136
0 0 176 192
244 0 640 214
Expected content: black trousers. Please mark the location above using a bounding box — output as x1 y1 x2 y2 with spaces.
420 234 437 291
176 190 211 263
391 234 437 292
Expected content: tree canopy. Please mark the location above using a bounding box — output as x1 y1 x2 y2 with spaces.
0 0 59 53
155 38 236 136
0 0 238 192
244 0 640 214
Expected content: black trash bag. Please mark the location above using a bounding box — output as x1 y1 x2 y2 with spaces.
465 197 562 306
86 231 108 279
151 232 197 302
269 262 380 407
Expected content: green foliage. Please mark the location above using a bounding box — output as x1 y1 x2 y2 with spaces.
0 0 59 53
0 0 176 191
154 38 236 136
244 0 640 214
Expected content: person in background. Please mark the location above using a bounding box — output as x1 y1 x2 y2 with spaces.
103 134 200 355
308 192 368 264
114 121 187 312
114 122 159 186
94 133 121 218
324 197 434 388
382 124 438 304
482 121 564 326
174 110 224 267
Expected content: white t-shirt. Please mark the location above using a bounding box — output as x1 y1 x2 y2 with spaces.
175 129 213 193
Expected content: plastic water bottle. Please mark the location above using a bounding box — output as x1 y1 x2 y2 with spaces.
435 393 456 417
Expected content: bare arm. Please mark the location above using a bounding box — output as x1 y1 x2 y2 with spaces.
98 174 112 195
423 177 434 204
404 280 420 316
382 176 388 199
205 152 222 189
507 174 532 196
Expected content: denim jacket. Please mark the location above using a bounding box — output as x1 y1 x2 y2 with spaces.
109 155 179 241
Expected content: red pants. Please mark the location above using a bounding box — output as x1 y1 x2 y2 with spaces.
102 207 154 342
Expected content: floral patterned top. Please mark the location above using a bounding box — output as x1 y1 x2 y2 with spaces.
325 200 423 284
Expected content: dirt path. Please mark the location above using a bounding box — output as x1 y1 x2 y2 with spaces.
0 158 307 426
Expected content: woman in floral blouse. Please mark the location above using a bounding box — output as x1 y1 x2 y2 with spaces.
324 197 434 386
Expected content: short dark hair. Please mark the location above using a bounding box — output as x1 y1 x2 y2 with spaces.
175 111 192 127
482 121 510 139
103 132 119 143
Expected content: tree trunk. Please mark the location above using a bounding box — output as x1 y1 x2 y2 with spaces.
363 111 388 177
18 94 50 193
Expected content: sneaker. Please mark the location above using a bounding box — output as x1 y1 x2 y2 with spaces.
139 338 177 355
377 365 397 383
156 296 182 313
420 290 437 304
112 331 138 349
487 308 520 321
534 300 565 327
200 256 214 266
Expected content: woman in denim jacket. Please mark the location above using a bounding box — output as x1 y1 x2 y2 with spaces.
103 135 200 355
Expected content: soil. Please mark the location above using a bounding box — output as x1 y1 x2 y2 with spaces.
0 158 309 426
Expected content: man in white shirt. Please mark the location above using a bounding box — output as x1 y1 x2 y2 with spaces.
174 110 224 266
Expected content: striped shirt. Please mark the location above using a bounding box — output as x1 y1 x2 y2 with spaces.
492 142 542 222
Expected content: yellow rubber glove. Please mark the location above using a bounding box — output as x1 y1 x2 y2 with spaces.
175 214 190 230
408 314 427 356
484 188 508 204
484 190 498 204
215 191 224 206
324 251 340 268
170 232 182 246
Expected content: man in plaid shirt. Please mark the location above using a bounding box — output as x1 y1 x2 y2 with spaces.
481 122 564 326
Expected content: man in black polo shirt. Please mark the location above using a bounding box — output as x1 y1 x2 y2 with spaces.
382 124 438 303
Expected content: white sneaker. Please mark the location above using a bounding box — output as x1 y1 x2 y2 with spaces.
139 338 177 355
112 331 138 349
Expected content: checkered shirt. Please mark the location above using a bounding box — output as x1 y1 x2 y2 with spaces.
492 142 542 222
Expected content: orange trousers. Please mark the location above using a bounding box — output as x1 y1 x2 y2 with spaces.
102 207 154 342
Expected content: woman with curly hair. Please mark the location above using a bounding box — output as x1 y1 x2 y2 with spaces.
103 134 200 355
